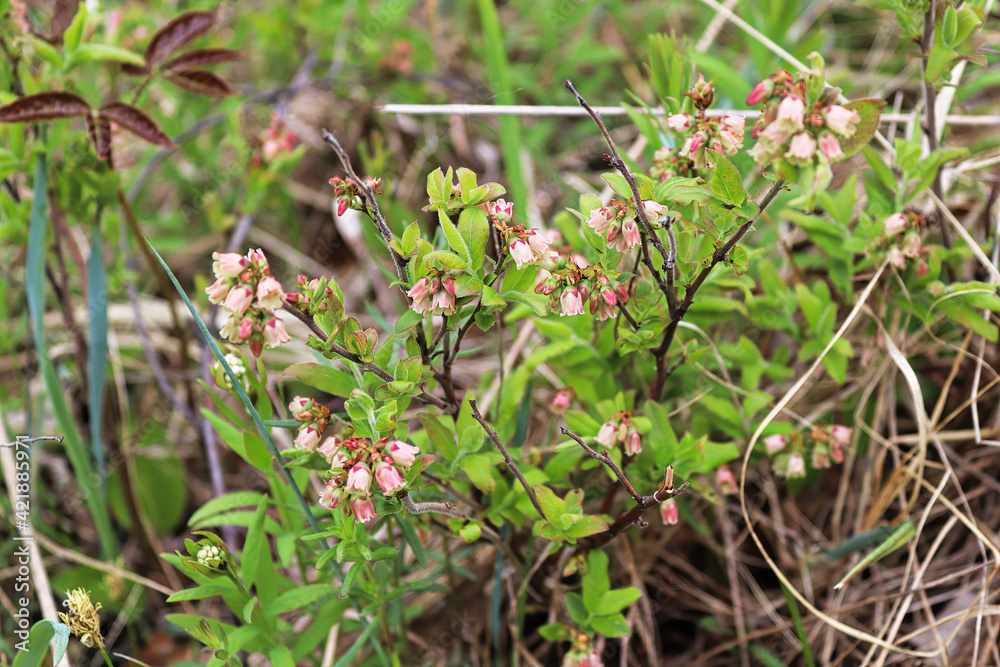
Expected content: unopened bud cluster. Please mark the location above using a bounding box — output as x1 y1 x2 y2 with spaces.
211 353 247 390
535 261 631 321
595 411 642 455
871 212 929 275
205 248 290 356
329 175 383 216
486 198 557 269
764 424 852 478
587 199 666 252
317 434 421 523
288 396 332 451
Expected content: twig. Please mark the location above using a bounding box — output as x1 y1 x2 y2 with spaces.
617 303 640 330
663 215 679 318
1 435 64 447
564 80 674 304
584 467 690 549
282 305 453 410
649 179 786 400
469 399 545 520
399 491 466 519
560 427 643 504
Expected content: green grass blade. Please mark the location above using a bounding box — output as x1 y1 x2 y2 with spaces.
834 520 916 590
477 0 529 221
87 217 109 488
145 241 330 551
781 582 815 667
27 149 117 558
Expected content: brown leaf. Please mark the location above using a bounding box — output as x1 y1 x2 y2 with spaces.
86 114 112 160
164 69 235 97
49 0 78 42
0 92 92 123
120 63 150 76
145 9 217 67
99 102 175 148
162 48 242 71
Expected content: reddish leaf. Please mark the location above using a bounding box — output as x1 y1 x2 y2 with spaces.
164 69 235 97
144 9 218 67
99 102 175 148
120 63 150 76
86 114 112 160
162 48 242 71
49 0 78 42
0 92 92 123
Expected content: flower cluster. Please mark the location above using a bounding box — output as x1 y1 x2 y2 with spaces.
871 212 929 274
666 111 746 172
206 249 290 357
765 424 852 478
254 111 299 166
329 175 383 216
407 272 458 316
211 352 248 391
486 198 556 269
317 435 421 523
58 589 105 650
535 262 630 320
563 634 603 667
586 199 664 252
746 68 861 169
288 396 331 451
595 411 642 455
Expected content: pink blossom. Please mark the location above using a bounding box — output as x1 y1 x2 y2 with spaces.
559 287 585 317
722 114 746 131
430 289 456 315
625 430 642 456
220 314 240 341
295 425 321 451
223 285 254 315
408 277 435 313
590 298 615 321
716 465 737 495
642 200 666 219
887 246 905 268
212 252 246 278
883 213 907 236
667 113 692 131
818 132 844 161
915 261 929 278
526 229 550 255
346 463 373 494
746 79 774 105
586 208 614 236
831 425 852 446
787 452 806 478
596 421 617 447
488 198 513 220
288 396 312 417
549 390 572 414
375 462 405 494
205 278 231 304
824 105 861 137
621 218 641 249
263 318 290 348
812 445 831 469
600 287 617 307
660 499 679 525
680 131 707 156
718 128 743 154
337 197 350 216
777 96 806 126
786 132 817 163
748 121 793 165
317 436 342 460
830 441 844 465
238 318 255 340
256 276 285 310
351 496 377 523
764 434 787 455
509 238 535 268
319 481 344 510
247 248 268 269
388 440 419 467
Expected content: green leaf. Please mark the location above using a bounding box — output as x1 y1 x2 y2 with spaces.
456 167 479 202
481 285 506 307
501 290 548 316
596 587 642 615
188 492 267 527
438 209 473 266
394 307 424 334
565 592 588 626
166 583 235 602
419 413 458 459
458 207 489 272
67 43 146 69
941 4 958 46
583 550 610 612
564 515 609 538
63 2 86 54
839 99 887 159
709 155 746 205
591 613 632 638
534 484 566 522
11 620 70 667
459 454 495 493
601 172 634 198
271 584 335 615
925 43 958 83
284 362 357 397
401 221 420 255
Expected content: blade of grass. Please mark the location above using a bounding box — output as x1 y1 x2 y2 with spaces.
476 0 529 221
145 241 331 553
87 211 108 491
780 582 816 667
27 148 117 558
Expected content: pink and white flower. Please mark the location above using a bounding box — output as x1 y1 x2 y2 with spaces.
294 425 321 451
786 132 817 163
667 113 692 131
818 132 844 161
212 252 246 278
205 278 231 304
777 96 806 127
883 213 907 236
375 461 405 494
624 430 642 456
223 285 254 315
509 238 535 268
746 79 775 105
824 105 861 137
388 440 419 467
549 390 572 414
764 434 787 455
586 207 614 236
407 277 435 314
831 425 852 446
716 465 737 495
317 436 341 460
351 497 377 523
346 463 373 494
488 198 513 221
262 318 290 348
319 481 345 510
660 499 679 525
787 452 806 478
255 276 285 310
621 218 641 249
559 287 585 317
596 421 617 447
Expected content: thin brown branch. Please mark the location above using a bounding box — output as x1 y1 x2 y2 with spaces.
560 427 643 504
650 179 786 400
469 398 545 519
583 467 690 549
